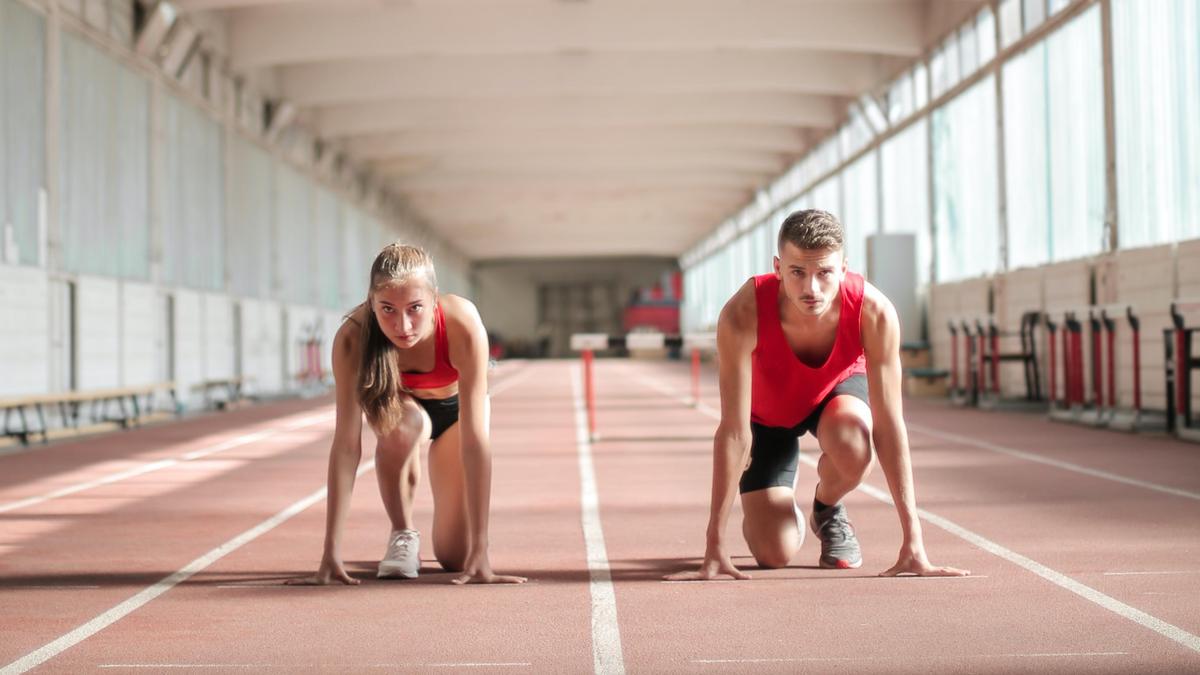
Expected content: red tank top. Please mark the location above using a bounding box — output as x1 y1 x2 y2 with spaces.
401 302 459 390
750 272 867 428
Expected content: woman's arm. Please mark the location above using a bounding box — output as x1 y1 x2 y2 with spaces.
288 323 365 586
445 296 526 585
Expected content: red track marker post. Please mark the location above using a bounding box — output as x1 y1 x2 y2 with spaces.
583 348 596 441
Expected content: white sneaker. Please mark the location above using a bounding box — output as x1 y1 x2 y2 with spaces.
377 528 420 579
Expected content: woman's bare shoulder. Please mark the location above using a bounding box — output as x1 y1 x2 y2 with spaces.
334 307 367 360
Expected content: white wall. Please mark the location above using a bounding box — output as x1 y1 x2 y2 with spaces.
173 289 204 408
202 292 236 381
75 276 120 390
121 281 159 387
239 297 284 395
0 264 48 396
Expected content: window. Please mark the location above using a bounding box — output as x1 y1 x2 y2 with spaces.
882 119 932 287
1000 0 1023 49
1112 0 1200 247
2 0 46 268
841 152 879 270
933 76 1000 281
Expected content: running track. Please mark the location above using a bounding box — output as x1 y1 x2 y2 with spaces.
2 358 1199 674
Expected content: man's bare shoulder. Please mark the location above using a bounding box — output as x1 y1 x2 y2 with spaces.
860 281 898 327
719 279 759 337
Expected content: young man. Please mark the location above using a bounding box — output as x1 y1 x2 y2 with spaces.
668 209 967 580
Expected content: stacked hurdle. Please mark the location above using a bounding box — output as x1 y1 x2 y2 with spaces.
569 332 716 441
1047 303 1163 431
1165 299 1200 443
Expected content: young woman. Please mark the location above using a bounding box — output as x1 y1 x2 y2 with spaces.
292 243 525 585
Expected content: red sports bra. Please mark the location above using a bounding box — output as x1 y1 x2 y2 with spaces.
750 272 867 428
400 302 460 390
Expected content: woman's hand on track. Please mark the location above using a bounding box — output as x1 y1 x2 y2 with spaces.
285 556 361 586
451 554 527 585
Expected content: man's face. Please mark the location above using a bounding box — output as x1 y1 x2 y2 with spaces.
371 278 437 348
773 243 846 317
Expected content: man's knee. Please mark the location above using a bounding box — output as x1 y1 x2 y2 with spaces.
819 409 872 474
751 543 795 569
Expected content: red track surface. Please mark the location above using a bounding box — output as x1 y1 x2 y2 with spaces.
2 358 1199 674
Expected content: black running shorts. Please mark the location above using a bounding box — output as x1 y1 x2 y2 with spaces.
739 374 870 494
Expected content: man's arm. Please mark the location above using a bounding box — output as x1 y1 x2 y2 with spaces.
665 281 756 581
861 284 969 577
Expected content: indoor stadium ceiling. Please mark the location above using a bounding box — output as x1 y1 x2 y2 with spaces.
174 0 986 260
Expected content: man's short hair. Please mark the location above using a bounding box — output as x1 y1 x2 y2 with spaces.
777 209 845 254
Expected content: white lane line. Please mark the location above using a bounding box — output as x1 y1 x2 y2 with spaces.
660 575 989 584
692 652 1130 664
0 412 333 515
0 461 375 675
631 370 1200 655
570 365 626 675
423 663 531 668
907 423 1200 502
98 663 531 669
1104 570 1200 576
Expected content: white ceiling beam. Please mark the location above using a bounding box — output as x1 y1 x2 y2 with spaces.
313 93 840 139
391 169 770 191
371 151 787 177
408 186 750 208
447 230 705 260
343 126 807 159
230 1 925 68
278 50 901 106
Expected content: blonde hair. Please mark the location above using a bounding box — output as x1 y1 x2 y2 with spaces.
357 243 439 435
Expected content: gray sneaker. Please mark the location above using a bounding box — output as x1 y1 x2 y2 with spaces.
809 502 862 569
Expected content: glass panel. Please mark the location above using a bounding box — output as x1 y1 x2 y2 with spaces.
1000 0 1023 49
1113 0 1200 247
881 119 932 287
59 32 150 279
2 0 46 267
228 138 273 299
913 62 929 109
932 76 1000 281
978 6 998 64
840 151 879 271
960 21 979 77
1003 42 1052 269
1024 0 1046 32
161 92 223 290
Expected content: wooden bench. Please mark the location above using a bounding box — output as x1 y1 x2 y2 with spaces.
0 381 177 446
190 376 253 410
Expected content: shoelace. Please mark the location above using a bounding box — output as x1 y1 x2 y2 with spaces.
818 514 853 545
387 534 415 558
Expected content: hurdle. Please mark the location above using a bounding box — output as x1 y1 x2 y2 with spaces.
1048 307 1089 423
1106 304 1166 432
1164 298 1200 443
569 331 717 441
978 311 1045 411
947 317 983 407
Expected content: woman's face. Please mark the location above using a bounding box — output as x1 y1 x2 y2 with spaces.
371 277 436 349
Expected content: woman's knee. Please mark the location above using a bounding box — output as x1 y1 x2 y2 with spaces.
376 401 429 458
